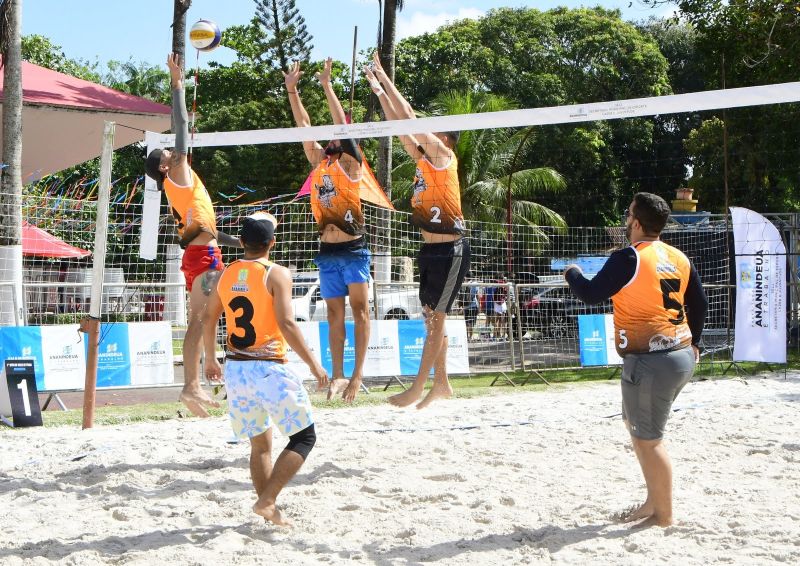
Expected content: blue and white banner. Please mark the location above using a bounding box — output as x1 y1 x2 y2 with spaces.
287 320 469 378
731 207 787 363
578 314 622 366
0 322 174 391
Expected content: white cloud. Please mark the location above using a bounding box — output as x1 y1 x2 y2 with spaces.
397 8 485 40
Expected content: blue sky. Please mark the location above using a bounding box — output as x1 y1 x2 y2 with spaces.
24 0 675 70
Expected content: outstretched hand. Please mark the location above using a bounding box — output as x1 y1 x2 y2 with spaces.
371 52 387 77
283 61 303 90
363 66 384 95
166 53 183 86
315 57 333 84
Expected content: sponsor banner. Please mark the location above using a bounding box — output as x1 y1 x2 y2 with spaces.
398 320 427 376
365 320 401 377
0 325 46 390
39 325 86 391
127 322 174 385
444 320 470 374
285 321 322 378
731 207 787 363
94 323 131 388
578 314 622 367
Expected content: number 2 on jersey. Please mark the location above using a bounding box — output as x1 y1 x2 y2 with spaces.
430 206 442 223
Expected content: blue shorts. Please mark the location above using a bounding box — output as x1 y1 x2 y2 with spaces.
225 360 314 439
314 237 371 299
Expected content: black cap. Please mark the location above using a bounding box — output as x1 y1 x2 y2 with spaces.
145 148 165 188
240 212 278 245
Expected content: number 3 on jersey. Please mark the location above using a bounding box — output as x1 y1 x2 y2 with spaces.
229 296 256 349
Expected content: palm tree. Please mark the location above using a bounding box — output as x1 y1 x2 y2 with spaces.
376 0 404 199
391 91 567 230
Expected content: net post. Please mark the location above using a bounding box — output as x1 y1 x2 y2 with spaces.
82 120 115 430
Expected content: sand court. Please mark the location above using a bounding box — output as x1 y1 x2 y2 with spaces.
1 375 799 565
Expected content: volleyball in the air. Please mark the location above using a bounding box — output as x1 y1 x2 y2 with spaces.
189 19 221 52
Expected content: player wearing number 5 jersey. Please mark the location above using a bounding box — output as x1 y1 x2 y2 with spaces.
564 192 707 529
283 58 379 403
365 53 470 410
202 212 329 527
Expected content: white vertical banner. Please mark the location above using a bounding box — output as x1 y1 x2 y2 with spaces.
731 207 787 363
285 321 322 377
40 325 86 390
444 319 470 374
128 322 175 385
364 320 401 377
140 131 166 260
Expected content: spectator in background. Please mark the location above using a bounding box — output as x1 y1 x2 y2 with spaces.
461 272 481 340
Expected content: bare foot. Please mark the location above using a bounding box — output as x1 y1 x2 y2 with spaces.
253 500 292 527
327 378 348 401
633 513 673 529
342 378 361 403
388 386 425 408
178 389 220 418
416 380 453 410
612 501 654 523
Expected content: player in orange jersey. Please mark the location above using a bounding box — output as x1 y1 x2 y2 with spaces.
144 54 242 418
202 212 328 527
283 60 372 403
365 54 470 409
565 192 708 528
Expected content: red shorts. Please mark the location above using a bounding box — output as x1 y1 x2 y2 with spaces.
181 245 224 292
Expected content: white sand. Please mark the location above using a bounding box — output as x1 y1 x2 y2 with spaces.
2 374 799 565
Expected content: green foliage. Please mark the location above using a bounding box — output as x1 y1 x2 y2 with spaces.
21 35 100 82
254 0 314 71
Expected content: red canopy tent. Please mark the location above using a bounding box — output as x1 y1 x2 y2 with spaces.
22 221 90 258
0 60 171 181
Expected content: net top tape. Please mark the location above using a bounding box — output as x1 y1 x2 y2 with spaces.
146 81 800 149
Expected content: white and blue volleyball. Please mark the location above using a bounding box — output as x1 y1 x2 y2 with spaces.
189 19 221 52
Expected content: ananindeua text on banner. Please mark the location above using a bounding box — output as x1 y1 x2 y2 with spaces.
731 207 786 363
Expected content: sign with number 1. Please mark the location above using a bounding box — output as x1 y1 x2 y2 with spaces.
3 360 43 427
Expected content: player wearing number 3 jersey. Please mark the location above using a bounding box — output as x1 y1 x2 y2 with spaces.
202 212 329 527
564 192 708 529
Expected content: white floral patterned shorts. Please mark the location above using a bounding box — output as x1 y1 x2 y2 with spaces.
224 360 314 439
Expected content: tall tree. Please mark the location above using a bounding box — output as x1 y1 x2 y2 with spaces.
0 0 24 325
172 0 191 62
254 0 313 71
376 0 404 199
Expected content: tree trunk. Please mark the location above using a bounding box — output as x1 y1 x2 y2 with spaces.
0 0 25 325
377 0 396 200
172 0 191 64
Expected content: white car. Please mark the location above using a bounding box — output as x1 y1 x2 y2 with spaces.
291 271 422 322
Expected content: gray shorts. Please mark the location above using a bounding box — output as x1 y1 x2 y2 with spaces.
621 346 695 440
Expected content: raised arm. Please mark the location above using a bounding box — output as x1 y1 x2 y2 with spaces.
316 57 347 125
369 53 451 166
364 64 423 160
167 53 192 186
283 61 325 166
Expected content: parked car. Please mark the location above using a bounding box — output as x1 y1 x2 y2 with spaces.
516 285 613 338
291 271 422 322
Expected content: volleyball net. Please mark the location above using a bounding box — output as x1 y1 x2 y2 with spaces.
13 80 800 371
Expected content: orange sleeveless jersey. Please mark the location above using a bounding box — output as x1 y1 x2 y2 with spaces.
163 170 218 247
310 158 365 236
612 241 694 356
411 154 466 234
217 259 287 362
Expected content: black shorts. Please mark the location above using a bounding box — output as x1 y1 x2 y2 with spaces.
418 238 471 313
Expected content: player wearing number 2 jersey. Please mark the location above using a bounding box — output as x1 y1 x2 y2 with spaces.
203 212 328 527
564 192 707 529
365 53 470 410
283 59 373 403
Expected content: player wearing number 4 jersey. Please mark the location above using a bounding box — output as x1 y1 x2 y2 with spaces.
365 53 470 410
203 212 328 527
564 192 708 529
284 59 374 403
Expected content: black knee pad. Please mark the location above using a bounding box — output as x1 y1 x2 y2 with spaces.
285 424 316 460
